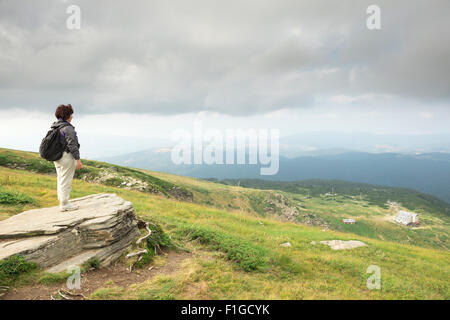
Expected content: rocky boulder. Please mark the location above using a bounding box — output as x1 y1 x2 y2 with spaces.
0 193 140 273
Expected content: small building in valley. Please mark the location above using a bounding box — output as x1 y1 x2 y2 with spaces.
394 210 419 226
342 218 356 224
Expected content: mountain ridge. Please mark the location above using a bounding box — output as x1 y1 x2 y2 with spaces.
102 149 450 203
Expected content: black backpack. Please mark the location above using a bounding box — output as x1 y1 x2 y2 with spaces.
39 124 69 161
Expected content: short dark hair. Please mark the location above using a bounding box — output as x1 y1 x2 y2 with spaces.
55 104 74 121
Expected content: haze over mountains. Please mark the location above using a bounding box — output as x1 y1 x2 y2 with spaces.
79 132 450 159
101 146 450 204
279 132 450 157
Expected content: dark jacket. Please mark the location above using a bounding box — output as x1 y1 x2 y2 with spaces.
51 120 80 160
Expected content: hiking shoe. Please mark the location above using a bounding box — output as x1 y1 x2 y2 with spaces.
60 202 79 212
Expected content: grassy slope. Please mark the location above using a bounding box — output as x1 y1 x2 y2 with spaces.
142 169 450 250
218 178 450 218
0 149 449 299
0 148 192 201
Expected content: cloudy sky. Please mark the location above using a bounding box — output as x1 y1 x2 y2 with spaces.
0 0 449 157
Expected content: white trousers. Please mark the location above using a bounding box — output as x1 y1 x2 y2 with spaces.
54 151 76 206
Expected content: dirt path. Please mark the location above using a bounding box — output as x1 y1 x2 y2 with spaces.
2 250 192 300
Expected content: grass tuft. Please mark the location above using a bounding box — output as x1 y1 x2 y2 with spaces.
0 188 35 205
38 272 69 285
0 255 38 286
83 257 101 270
177 225 269 271
134 220 173 268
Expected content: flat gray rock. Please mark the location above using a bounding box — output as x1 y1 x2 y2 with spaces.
46 249 101 273
320 240 367 250
0 193 140 272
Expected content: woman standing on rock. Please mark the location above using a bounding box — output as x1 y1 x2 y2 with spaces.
52 104 83 212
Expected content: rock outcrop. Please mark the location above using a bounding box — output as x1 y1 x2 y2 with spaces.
263 192 329 228
0 193 140 273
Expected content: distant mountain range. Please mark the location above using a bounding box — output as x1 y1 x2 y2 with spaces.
77 131 450 159
279 132 450 157
100 150 450 203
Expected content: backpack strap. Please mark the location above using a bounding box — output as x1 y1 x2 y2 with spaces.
58 122 71 143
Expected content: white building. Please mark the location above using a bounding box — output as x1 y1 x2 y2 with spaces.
343 219 356 224
394 211 419 226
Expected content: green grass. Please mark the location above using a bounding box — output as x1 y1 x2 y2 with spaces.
136 276 176 300
0 255 38 286
83 257 101 270
0 147 193 201
90 286 125 299
176 224 269 271
146 170 450 250
38 271 70 285
0 187 35 205
133 221 174 268
219 178 450 218
0 148 449 299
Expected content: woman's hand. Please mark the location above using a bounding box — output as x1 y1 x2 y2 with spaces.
76 159 83 170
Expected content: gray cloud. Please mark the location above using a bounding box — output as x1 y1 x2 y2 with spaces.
0 0 449 115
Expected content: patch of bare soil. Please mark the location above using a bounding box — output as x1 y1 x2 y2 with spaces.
2 250 192 300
